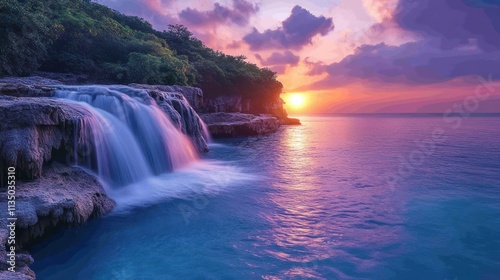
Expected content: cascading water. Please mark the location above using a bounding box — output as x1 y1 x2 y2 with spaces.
201 120 213 143
54 85 199 188
73 103 153 187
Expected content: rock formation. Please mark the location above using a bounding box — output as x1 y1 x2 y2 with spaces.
0 77 210 278
129 84 208 151
198 94 300 132
0 95 89 179
200 113 281 138
0 164 114 280
0 75 299 279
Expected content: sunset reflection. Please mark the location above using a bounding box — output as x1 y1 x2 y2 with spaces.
255 116 410 279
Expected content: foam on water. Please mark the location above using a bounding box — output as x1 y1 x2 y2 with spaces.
108 160 260 213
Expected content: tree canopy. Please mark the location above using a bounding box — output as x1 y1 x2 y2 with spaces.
0 0 283 104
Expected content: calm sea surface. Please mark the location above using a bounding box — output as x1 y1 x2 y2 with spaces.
31 115 500 279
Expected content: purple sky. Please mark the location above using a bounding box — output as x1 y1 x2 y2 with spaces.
101 0 500 113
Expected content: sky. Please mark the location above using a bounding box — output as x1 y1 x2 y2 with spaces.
100 0 500 113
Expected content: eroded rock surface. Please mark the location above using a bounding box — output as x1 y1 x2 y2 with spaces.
0 78 210 279
0 96 89 179
201 112 281 137
129 84 204 111
0 164 114 280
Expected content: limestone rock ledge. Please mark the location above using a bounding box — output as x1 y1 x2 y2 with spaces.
0 95 88 180
0 164 115 279
0 78 210 154
200 113 281 138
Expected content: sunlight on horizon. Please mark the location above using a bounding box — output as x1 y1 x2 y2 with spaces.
283 93 307 111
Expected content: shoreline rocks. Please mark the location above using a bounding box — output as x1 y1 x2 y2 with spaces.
280 117 301 125
200 112 281 137
0 164 114 280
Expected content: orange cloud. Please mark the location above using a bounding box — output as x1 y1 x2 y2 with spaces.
362 0 398 22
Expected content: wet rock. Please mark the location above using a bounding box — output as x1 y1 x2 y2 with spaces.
129 84 209 152
0 76 62 86
130 84 204 110
200 112 281 137
0 97 89 179
0 83 55 98
0 164 114 280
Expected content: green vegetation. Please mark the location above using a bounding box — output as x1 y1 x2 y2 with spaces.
0 0 283 103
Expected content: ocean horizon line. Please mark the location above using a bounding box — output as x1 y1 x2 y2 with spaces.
289 112 500 117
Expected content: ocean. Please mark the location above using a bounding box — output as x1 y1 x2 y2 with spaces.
31 114 500 279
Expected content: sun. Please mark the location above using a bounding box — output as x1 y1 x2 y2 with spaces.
288 94 305 108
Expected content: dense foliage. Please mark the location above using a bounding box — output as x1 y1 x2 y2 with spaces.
0 0 283 102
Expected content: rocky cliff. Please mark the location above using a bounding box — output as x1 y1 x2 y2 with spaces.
199 94 300 128
199 94 286 117
0 78 210 179
0 77 210 279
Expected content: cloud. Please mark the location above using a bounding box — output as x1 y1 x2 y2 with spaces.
394 0 500 52
308 42 500 90
269 65 287 75
362 0 398 21
303 58 327 76
179 0 259 27
255 51 300 66
243 5 334 50
226 41 243 49
307 0 500 90
100 0 258 51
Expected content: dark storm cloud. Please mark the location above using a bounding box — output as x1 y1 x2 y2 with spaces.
307 0 500 90
179 0 259 27
255 51 300 66
243 5 334 50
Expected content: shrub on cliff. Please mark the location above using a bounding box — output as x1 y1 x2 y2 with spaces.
126 52 191 85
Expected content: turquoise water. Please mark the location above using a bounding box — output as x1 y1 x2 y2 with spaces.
31 115 500 279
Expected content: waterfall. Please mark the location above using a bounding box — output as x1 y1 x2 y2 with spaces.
201 120 213 143
54 85 199 188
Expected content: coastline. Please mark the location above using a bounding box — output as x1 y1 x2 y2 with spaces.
0 75 299 279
